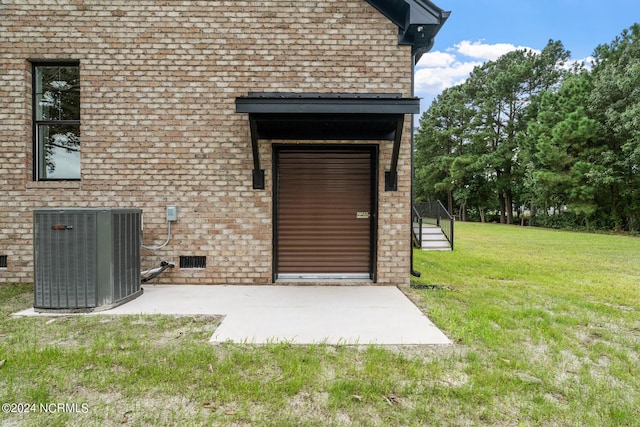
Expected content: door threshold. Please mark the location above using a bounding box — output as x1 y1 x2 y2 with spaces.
275 278 374 285
277 273 370 279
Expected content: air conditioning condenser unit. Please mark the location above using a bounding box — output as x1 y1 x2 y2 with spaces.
33 208 143 312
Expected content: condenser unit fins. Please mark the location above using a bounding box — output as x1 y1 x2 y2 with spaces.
33 208 143 313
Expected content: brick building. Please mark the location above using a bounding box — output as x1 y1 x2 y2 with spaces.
0 0 448 286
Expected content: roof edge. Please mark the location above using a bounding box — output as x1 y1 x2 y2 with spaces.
365 0 450 63
236 92 420 115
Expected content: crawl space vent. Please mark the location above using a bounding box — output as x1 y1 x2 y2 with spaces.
180 256 206 269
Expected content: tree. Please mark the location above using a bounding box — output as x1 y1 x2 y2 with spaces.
415 28 640 232
589 24 640 230
416 41 571 223
415 85 474 214
522 71 603 226
464 41 570 223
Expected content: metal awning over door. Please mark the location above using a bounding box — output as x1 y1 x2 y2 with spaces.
235 93 420 191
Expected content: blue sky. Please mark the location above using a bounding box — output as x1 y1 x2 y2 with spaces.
415 0 640 113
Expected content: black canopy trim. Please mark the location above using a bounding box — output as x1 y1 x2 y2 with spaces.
365 0 450 63
235 93 420 190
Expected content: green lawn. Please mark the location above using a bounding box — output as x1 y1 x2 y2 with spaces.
1 222 639 426
411 222 640 426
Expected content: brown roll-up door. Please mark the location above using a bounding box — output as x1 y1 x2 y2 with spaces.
276 147 375 279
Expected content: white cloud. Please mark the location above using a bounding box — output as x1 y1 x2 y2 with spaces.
412 39 591 119
454 40 536 61
414 39 539 104
417 51 457 68
414 59 481 96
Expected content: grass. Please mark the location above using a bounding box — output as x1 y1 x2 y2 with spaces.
411 223 640 426
1 222 639 426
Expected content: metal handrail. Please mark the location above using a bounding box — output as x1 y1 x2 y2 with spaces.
412 205 423 248
414 201 454 250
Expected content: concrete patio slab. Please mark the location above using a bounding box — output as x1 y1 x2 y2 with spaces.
13 285 451 345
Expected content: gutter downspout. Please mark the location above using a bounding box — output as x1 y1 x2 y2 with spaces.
410 51 422 278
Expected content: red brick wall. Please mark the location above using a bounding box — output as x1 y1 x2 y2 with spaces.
0 0 413 285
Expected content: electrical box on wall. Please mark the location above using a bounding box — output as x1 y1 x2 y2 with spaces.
166 206 178 222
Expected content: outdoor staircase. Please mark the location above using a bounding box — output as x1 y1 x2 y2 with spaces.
413 201 454 251
420 224 452 251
